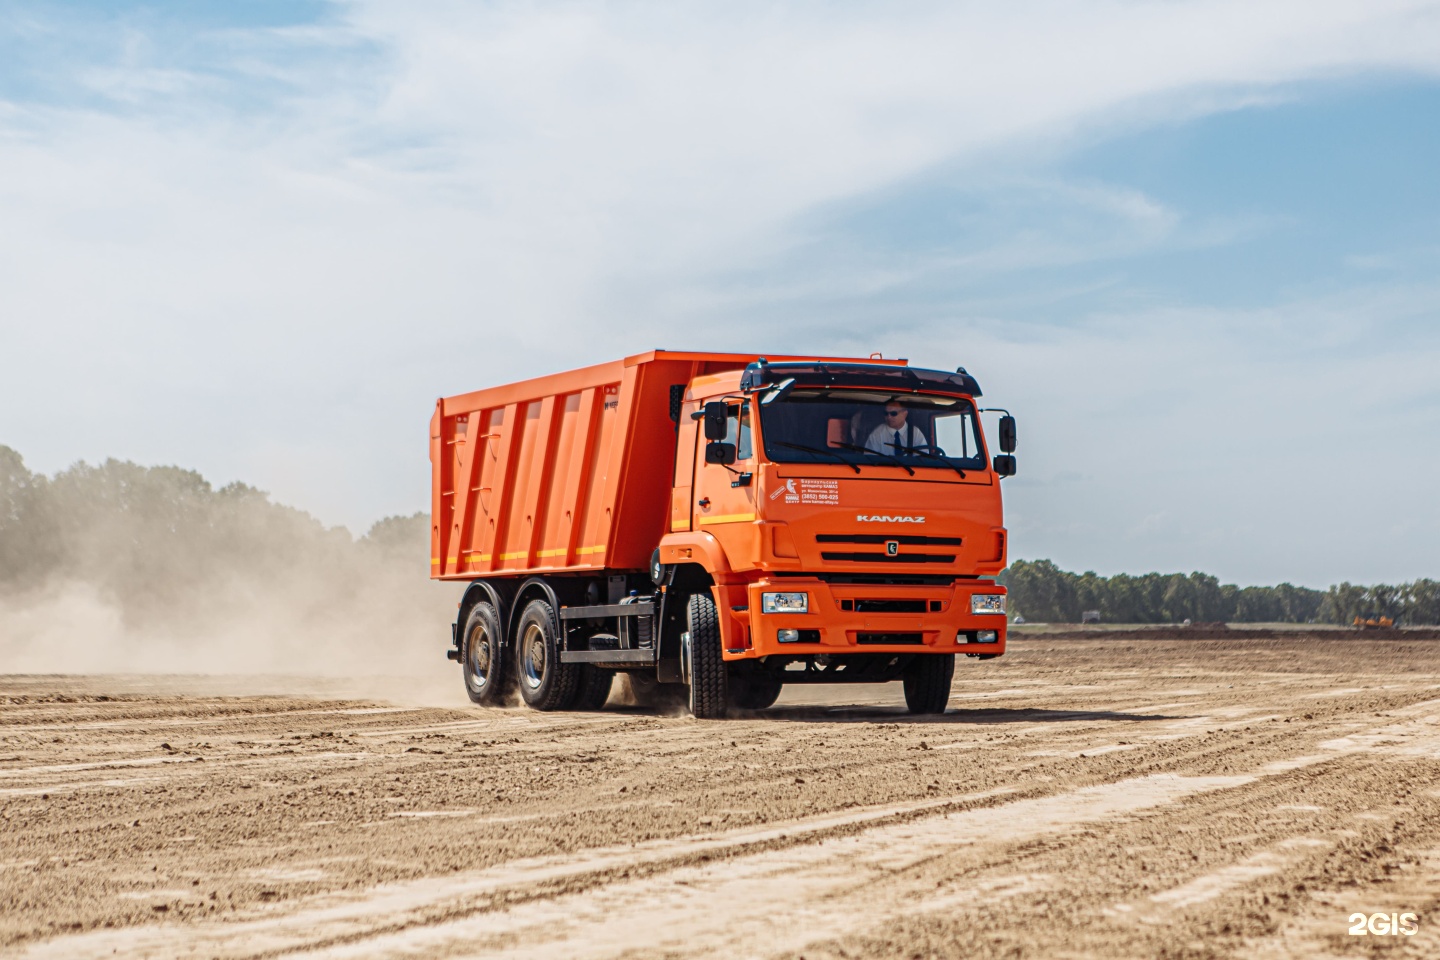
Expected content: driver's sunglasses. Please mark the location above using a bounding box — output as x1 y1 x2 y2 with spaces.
884 409 904 418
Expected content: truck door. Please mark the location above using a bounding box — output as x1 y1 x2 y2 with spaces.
670 403 699 532
692 401 757 549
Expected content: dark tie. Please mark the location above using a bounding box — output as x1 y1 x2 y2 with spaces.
893 430 901 452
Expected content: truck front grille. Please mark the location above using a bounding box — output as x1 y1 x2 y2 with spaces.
821 552 955 564
856 633 925 645
840 599 927 613
816 534 963 545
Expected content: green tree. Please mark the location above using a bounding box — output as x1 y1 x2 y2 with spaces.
1003 559 1077 622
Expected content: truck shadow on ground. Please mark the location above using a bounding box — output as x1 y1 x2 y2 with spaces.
735 705 1191 724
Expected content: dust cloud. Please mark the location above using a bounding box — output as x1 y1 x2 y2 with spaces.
0 446 466 704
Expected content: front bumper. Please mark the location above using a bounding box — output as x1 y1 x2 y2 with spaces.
723 578 1007 659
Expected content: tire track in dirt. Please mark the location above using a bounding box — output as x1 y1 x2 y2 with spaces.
18 703 1439 960
5 637 1439 958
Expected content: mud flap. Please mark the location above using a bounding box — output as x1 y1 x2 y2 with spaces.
657 657 683 683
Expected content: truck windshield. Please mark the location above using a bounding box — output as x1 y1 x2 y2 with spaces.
757 388 987 472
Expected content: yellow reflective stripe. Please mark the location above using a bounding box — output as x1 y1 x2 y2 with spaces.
698 512 756 525
430 558 441 565
449 546 606 562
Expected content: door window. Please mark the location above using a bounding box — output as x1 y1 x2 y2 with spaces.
725 403 752 460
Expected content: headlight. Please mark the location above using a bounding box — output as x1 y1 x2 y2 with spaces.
976 630 998 643
777 629 801 643
971 594 1005 615
762 592 809 614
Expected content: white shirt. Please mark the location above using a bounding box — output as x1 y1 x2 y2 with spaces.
865 419 921 455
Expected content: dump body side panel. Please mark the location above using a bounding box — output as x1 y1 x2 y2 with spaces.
433 360 624 578
432 351 879 580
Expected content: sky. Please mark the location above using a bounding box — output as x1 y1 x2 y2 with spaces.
1 0 1438 588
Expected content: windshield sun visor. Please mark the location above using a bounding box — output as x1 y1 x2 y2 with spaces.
741 361 982 398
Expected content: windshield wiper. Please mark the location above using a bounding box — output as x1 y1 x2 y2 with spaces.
895 444 967 478
771 441 862 474
830 441 915 476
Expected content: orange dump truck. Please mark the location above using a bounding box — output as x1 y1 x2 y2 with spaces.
431 350 1017 718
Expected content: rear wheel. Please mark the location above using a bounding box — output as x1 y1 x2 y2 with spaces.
461 602 508 706
515 599 581 711
684 593 728 719
571 666 613 711
902 654 954 715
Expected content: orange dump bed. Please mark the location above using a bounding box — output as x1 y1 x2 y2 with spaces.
431 350 886 580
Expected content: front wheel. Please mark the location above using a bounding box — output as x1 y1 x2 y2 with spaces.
902 654 954 715
684 593 728 719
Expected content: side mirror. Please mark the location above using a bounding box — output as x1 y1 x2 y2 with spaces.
703 401 729 441
993 455 1016 477
705 442 737 465
998 415 1016 453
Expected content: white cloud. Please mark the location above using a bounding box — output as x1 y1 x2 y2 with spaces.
2 0 1439 581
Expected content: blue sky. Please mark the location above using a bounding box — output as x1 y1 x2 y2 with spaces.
2 1 1439 587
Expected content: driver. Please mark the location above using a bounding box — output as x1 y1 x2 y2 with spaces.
865 400 922 455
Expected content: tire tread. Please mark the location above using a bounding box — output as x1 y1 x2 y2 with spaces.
572 666 613 711
902 654 954 715
516 599 580 711
686 593 728 719
461 602 507 706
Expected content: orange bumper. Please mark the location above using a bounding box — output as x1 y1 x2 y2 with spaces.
720 578 1007 660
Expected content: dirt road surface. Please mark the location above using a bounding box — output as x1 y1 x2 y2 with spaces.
3 635 1438 959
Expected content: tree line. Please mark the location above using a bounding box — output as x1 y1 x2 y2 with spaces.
999 559 1440 625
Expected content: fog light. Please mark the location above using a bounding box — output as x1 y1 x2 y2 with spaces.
777 628 801 643
971 593 1006 615
976 629 998 644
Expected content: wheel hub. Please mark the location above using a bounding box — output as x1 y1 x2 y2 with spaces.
471 633 491 675
521 624 546 689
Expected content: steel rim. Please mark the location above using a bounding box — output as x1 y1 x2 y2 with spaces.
468 624 494 688
521 623 546 690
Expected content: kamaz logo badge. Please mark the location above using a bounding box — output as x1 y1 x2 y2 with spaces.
856 515 925 523
885 540 899 556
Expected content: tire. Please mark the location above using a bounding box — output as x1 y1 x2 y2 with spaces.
514 598 581 711
728 671 782 711
684 593 728 719
903 654 954 715
461 601 509 706
571 666 613 711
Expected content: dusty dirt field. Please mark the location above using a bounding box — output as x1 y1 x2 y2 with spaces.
3 635 1438 959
